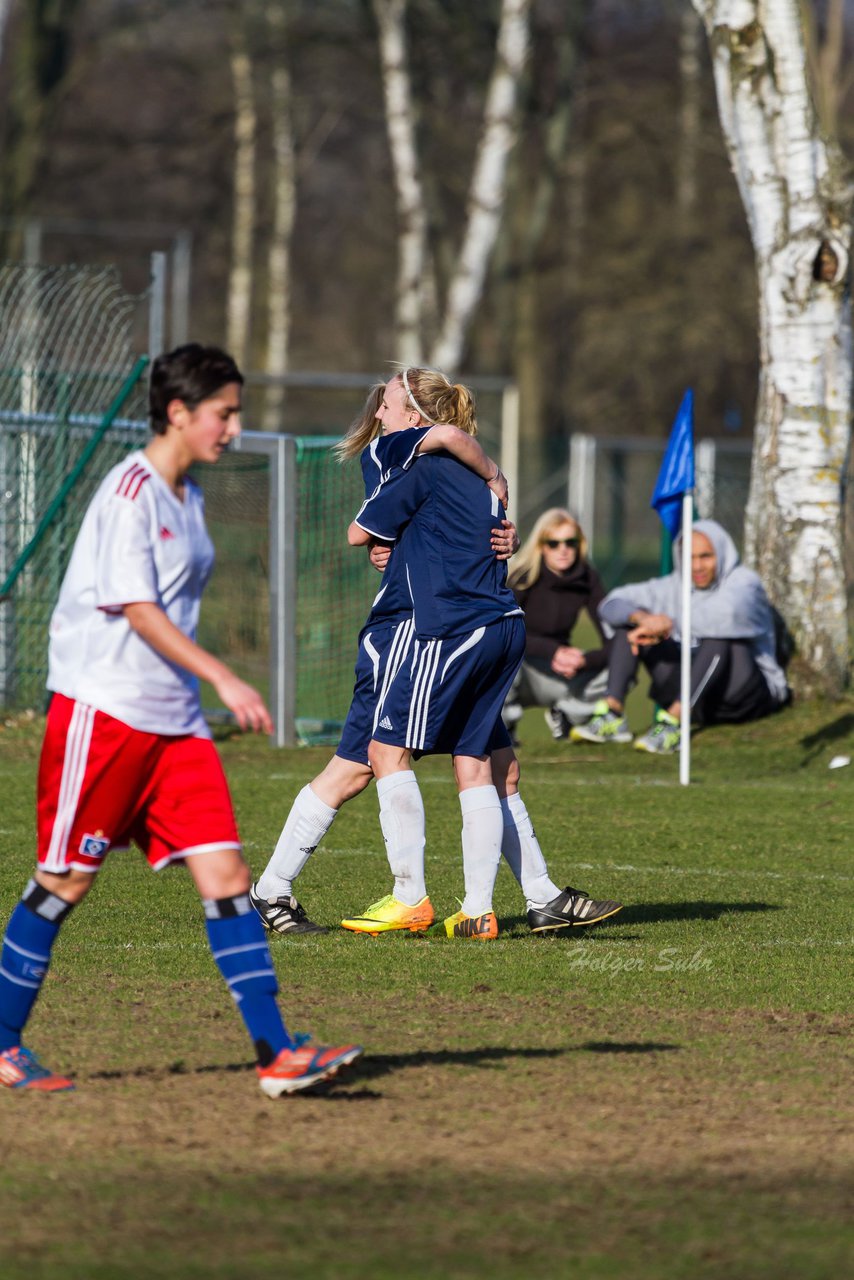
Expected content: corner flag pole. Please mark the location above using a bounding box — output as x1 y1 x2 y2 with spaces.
651 387 695 784
679 490 693 786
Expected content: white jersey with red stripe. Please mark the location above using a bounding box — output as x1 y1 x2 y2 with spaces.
47 449 214 736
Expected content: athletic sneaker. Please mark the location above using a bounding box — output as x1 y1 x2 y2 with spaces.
257 1035 363 1097
0 1045 75 1092
544 707 570 740
570 700 633 745
250 883 328 936
634 711 681 754
443 909 499 939
527 886 623 933
340 893 435 936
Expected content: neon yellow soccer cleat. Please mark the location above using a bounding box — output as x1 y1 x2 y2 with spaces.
443 909 499 940
340 893 435 936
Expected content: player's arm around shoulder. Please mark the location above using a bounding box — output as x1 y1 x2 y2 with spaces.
416 424 507 507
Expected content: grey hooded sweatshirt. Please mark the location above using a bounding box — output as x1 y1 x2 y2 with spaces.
598 519 788 704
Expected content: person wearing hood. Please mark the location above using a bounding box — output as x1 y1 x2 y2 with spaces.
571 519 790 754
502 508 609 741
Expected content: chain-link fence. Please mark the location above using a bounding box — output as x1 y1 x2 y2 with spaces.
0 263 150 707
0 260 770 736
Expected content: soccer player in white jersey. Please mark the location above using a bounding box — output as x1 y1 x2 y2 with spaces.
0 343 360 1095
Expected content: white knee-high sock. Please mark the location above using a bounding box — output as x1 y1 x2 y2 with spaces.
459 784 504 917
376 770 427 906
256 784 337 900
500 792 560 906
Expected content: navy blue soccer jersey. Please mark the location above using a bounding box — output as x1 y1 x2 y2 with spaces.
358 427 432 627
360 426 432 494
353 451 523 639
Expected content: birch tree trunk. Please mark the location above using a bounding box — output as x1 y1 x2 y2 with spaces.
263 6 297 430
372 0 429 365
501 11 581 493
676 6 702 218
227 39 257 369
430 0 532 372
692 0 853 693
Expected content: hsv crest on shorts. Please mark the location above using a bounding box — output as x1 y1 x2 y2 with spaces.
79 833 109 859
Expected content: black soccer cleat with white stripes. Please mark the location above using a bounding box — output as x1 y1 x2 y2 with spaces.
527 886 623 933
250 883 329 936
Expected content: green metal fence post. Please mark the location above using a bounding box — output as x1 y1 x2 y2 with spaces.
0 355 149 601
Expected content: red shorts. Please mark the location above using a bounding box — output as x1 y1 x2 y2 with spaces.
37 694 241 873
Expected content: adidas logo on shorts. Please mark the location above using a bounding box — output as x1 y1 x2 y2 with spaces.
378 716 394 731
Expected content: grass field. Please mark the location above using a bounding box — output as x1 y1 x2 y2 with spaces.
0 697 852 1279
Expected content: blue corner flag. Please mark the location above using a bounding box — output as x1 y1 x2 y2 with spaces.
651 389 695 539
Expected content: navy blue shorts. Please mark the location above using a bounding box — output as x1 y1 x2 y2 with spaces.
336 617 415 765
372 616 525 758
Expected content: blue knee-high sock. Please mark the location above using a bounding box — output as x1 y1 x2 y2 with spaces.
0 879 75 1052
204 893 292 1066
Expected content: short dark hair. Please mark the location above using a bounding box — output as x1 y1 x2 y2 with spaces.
148 343 244 434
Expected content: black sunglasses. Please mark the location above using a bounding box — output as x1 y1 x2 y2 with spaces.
544 537 579 549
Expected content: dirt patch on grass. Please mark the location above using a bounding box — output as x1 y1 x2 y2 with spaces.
4 993 850 1177
1 992 851 1278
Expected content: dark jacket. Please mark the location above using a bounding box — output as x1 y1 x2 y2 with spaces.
513 560 608 671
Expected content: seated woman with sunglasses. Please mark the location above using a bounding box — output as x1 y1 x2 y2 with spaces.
502 508 608 741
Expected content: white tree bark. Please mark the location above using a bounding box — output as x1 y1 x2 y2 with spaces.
372 0 429 365
263 7 297 430
430 0 532 372
227 42 257 369
692 0 853 692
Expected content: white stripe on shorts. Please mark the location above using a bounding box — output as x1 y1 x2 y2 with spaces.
441 627 485 682
406 639 442 750
363 631 381 691
373 617 414 732
44 701 96 872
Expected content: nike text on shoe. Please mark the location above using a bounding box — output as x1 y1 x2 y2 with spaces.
257 1036 363 1097
340 893 435 936
634 712 681 755
443 909 499 939
569 700 633 745
0 1045 75 1092
527 886 623 933
249 883 328 935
